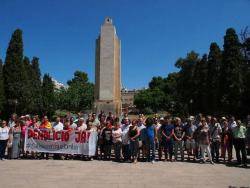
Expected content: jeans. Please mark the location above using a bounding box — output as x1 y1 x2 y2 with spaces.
103 143 112 159
200 144 213 162
0 139 8 159
221 142 232 161
211 140 220 161
234 138 247 165
129 140 139 159
174 140 184 160
146 139 155 161
163 139 173 159
114 142 122 161
122 144 130 161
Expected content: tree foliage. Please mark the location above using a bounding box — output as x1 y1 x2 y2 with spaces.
42 74 55 118
0 59 5 113
134 27 249 117
55 71 94 113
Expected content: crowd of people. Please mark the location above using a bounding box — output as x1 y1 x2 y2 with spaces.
0 112 249 167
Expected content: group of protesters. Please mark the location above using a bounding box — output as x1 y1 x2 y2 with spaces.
0 111 249 167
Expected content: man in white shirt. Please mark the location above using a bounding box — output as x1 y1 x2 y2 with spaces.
92 113 100 129
76 118 87 131
69 117 77 130
53 117 64 132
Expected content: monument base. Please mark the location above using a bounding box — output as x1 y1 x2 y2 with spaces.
94 100 121 116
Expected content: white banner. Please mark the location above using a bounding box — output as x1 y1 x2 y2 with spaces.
24 128 98 156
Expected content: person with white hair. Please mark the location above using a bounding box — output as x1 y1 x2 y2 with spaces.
53 117 64 132
232 120 247 167
173 117 185 161
76 118 87 131
197 118 214 164
184 116 197 161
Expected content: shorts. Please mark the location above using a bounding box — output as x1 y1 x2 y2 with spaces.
185 139 196 150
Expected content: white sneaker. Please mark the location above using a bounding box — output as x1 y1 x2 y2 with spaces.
151 160 155 164
1 158 6 161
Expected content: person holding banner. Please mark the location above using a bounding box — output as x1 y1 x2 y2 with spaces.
76 118 87 131
53 117 64 160
39 116 52 160
53 117 64 132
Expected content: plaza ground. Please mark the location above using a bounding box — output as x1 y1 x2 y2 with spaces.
0 160 249 188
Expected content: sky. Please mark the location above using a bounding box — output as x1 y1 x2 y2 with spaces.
0 0 250 89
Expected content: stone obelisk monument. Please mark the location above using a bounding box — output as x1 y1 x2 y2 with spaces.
94 17 121 115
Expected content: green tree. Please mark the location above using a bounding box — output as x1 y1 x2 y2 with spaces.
42 74 55 117
20 56 33 113
30 57 42 114
206 42 222 114
3 29 25 114
220 28 244 115
0 59 5 113
66 71 94 112
55 71 94 112
241 37 250 115
175 51 200 115
192 54 208 114
134 89 153 114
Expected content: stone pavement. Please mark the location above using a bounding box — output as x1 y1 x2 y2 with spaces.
0 160 249 188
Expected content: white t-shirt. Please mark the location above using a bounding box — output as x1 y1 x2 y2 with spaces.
0 127 10 140
53 122 64 132
70 122 77 130
112 128 122 143
92 118 100 127
76 123 87 131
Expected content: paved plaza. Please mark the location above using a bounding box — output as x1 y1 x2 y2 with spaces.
0 160 249 188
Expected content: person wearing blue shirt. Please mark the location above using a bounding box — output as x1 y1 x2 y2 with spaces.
145 117 157 163
162 116 175 161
